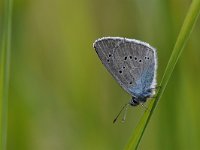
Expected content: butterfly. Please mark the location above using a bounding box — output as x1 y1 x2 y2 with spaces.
93 37 157 122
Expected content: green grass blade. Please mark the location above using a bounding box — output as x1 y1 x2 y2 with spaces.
0 0 13 149
125 0 200 149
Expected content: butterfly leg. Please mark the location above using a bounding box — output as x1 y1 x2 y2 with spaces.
149 86 161 98
155 85 161 90
150 85 161 91
145 86 161 99
140 103 149 112
150 95 157 99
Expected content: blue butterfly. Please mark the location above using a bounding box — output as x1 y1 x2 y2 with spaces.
93 37 157 122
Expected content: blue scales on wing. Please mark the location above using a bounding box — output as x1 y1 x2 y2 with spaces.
93 37 157 98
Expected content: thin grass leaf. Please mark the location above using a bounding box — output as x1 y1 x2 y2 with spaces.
125 0 200 149
0 0 13 149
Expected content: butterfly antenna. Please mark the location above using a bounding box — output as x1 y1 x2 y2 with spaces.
122 104 129 123
140 103 149 112
113 103 129 124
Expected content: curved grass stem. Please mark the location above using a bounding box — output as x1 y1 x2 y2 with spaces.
125 0 200 149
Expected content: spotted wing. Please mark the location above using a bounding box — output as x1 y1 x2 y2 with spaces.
93 37 157 96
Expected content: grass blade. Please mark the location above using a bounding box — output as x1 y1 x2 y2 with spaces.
0 0 13 149
125 0 200 149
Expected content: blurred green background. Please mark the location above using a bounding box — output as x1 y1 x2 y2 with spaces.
1 0 200 149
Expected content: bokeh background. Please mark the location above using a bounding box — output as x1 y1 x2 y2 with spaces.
0 0 200 149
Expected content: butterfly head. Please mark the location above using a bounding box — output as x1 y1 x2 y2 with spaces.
129 97 139 106
130 96 148 106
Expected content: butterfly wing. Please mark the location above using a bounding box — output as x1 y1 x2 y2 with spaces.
93 37 157 97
